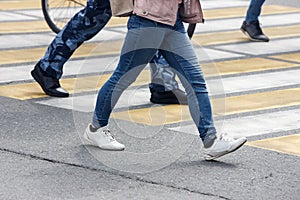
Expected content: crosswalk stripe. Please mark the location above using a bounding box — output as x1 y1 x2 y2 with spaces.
0 70 151 100
246 134 300 156
0 18 130 34
0 0 41 10
0 21 56 33
111 87 300 125
192 25 300 46
1 55 297 83
1 56 298 98
271 52 300 63
1 32 300 66
203 5 300 20
203 57 299 77
169 109 300 139
0 41 122 65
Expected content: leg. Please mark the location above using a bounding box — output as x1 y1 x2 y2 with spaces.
84 15 164 150
31 0 112 97
40 0 112 79
149 52 188 104
245 0 266 23
160 14 247 159
240 0 269 42
92 15 164 128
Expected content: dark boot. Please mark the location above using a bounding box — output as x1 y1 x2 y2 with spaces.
31 62 69 97
150 89 188 105
240 20 269 42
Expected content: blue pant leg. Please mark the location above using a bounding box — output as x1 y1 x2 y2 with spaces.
40 0 112 79
92 15 164 128
149 52 179 92
160 14 217 141
245 0 266 23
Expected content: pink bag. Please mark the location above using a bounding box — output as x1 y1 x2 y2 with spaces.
180 0 204 23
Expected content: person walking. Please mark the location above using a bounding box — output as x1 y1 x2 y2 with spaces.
84 0 247 160
31 0 187 104
240 0 269 42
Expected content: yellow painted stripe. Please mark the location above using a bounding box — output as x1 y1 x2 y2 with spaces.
224 88 300 115
247 134 300 156
192 25 300 46
202 57 299 77
111 87 300 125
0 0 41 10
0 70 151 100
271 52 300 63
0 21 51 33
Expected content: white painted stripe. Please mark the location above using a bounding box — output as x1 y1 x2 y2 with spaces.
0 33 55 49
35 88 151 112
0 11 38 21
194 13 300 33
15 8 81 19
169 108 300 138
0 30 125 49
201 0 250 9
206 68 300 95
195 47 245 62
0 56 119 83
13 9 45 18
215 37 300 56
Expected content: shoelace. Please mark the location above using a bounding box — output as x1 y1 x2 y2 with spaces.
218 133 235 142
103 129 116 142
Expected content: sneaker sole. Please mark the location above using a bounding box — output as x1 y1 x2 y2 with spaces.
240 28 268 42
204 138 247 161
83 131 125 151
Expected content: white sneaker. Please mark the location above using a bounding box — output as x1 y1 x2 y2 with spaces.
83 124 125 151
204 135 247 160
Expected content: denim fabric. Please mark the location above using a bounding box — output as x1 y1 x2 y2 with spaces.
92 13 217 141
245 0 266 23
39 0 178 92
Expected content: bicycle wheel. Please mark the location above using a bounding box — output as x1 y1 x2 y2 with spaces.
41 0 86 34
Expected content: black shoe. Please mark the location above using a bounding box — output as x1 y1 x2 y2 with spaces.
31 62 69 97
150 89 188 105
240 20 269 42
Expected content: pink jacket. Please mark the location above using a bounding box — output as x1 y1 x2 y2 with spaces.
133 0 182 26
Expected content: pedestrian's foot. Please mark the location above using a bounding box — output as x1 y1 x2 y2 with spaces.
204 134 247 160
240 20 269 42
150 89 188 104
31 62 69 97
83 124 125 151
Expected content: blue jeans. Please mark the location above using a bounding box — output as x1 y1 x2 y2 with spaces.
39 0 178 92
245 0 266 23
92 13 217 141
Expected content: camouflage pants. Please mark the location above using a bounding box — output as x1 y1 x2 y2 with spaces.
39 0 179 92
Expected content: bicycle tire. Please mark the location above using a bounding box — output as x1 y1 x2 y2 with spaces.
41 0 85 34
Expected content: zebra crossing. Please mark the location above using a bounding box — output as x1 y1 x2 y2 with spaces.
0 0 300 156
